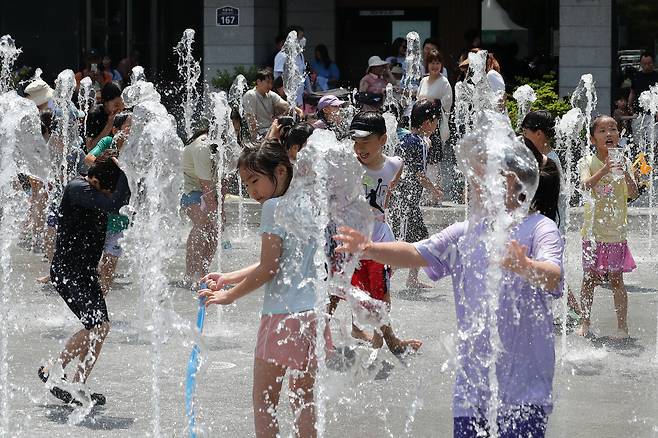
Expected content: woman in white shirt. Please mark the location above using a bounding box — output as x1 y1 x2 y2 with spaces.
417 49 452 143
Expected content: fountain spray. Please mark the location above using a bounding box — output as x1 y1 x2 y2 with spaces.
120 66 183 437
175 29 201 141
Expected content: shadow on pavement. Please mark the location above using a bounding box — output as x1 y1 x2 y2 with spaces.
43 404 135 430
395 289 448 302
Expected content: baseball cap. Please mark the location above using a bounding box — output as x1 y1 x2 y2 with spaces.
349 111 386 138
317 95 345 111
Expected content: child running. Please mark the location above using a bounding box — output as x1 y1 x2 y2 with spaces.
390 99 443 289
334 120 564 437
199 141 330 438
38 150 131 405
328 111 422 355
577 115 638 339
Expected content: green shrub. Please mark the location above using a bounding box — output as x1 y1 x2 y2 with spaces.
506 73 572 128
210 65 260 91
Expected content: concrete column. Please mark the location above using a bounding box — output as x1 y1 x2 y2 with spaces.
285 0 336 60
204 0 257 78
559 0 612 114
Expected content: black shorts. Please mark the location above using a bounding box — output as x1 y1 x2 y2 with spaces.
51 267 109 330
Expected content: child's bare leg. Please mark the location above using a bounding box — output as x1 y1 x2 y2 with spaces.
567 286 581 315
578 272 598 336
379 291 421 353
253 358 286 438
406 267 431 289
327 295 340 316
381 324 422 355
45 328 90 374
289 369 317 438
99 253 119 296
609 272 628 335
351 324 376 346
72 322 110 383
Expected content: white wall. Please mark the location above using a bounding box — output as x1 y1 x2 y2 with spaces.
559 0 612 114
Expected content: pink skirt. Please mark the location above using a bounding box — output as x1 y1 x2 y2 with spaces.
582 240 637 275
255 311 333 371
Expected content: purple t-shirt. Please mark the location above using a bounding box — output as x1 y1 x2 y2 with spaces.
413 213 563 418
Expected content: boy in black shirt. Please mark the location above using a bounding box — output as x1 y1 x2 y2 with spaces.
38 150 130 405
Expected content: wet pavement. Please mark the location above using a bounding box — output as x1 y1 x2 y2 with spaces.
3 206 658 437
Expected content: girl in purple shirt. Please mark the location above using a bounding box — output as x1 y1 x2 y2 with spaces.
334 126 564 438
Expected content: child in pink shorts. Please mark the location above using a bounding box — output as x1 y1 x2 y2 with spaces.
200 142 331 438
577 115 639 339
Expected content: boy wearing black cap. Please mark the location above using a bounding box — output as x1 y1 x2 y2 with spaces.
329 111 422 356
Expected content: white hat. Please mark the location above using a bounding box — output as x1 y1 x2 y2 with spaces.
367 55 389 73
24 79 54 106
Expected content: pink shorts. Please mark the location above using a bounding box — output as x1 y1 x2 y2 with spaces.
582 240 637 275
255 311 333 371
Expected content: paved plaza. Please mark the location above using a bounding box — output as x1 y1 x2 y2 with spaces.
3 205 658 437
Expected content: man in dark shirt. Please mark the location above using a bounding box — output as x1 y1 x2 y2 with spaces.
39 150 130 405
85 82 124 151
628 51 658 114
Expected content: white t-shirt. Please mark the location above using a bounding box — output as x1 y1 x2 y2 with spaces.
362 156 403 242
417 75 452 113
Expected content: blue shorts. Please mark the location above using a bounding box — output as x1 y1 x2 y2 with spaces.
180 191 202 208
453 405 547 438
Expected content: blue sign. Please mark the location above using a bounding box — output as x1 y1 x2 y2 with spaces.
216 6 239 27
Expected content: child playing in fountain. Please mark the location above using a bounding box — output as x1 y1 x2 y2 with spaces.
38 150 131 406
199 142 329 438
390 99 443 289
577 115 638 339
327 111 422 356
333 116 564 437
84 111 132 296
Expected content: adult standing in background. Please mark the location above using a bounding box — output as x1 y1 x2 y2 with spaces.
417 49 453 202
386 37 407 73
311 44 340 88
628 52 658 114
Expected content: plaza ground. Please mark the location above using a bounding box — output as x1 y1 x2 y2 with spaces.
3 203 658 437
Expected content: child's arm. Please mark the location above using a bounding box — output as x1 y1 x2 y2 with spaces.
501 240 562 291
582 155 612 189
201 233 282 306
384 165 403 208
417 172 443 200
334 226 428 268
201 263 260 290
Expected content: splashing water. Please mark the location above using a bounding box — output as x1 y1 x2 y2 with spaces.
382 112 399 157
282 30 305 112
47 69 80 214
175 29 201 141
638 86 658 361
120 68 183 437
454 110 539 436
0 35 21 93
78 77 95 139
512 85 537 131
0 38 47 435
275 129 375 436
206 90 241 339
570 74 597 154
228 74 248 117
401 32 422 118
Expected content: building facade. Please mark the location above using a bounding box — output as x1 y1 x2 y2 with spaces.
2 0 657 113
